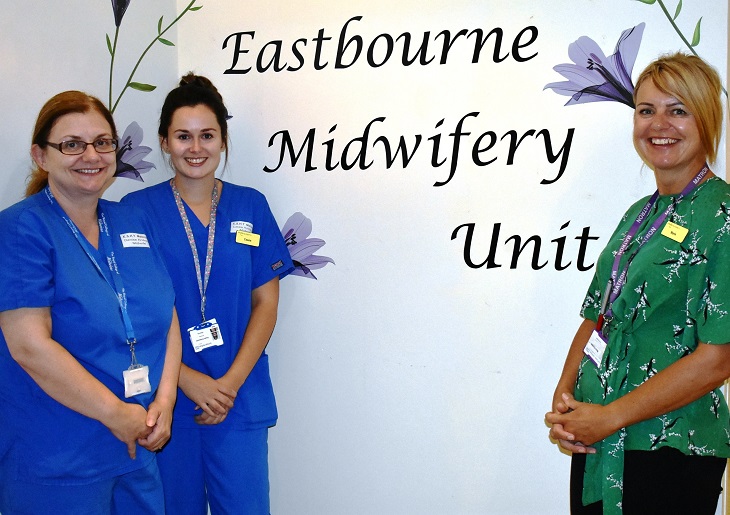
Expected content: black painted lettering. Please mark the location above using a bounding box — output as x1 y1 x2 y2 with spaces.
264 128 317 172
222 31 255 74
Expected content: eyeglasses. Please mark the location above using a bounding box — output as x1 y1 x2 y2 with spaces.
46 138 118 155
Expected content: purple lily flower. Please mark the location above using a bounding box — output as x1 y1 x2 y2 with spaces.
111 0 131 27
281 212 335 279
115 121 155 181
544 23 645 108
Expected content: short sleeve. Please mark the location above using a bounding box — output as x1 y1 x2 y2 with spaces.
578 198 655 324
250 194 294 290
579 271 602 322
691 198 730 344
0 206 55 312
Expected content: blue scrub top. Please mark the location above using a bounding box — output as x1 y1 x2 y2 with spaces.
122 181 293 429
0 193 175 484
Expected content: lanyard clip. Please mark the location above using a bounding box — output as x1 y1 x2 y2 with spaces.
128 338 140 368
600 315 613 337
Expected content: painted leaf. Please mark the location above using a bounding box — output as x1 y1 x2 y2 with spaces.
635 0 656 3
158 16 163 35
673 0 682 20
106 34 113 55
190 6 203 11
158 37 175 46
691 17 702 46
129 82 157 92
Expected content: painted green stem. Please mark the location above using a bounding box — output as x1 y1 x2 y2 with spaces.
655 0 728 97
109 28 120 111
656 1 697 55
111 0 198 114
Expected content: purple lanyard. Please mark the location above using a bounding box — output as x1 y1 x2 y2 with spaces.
598 164 710 335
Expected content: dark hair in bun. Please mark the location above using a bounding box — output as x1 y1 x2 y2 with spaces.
159 73 230 153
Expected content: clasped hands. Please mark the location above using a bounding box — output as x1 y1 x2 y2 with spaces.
546 392 621 453
182 369 238 425
110 400 173 459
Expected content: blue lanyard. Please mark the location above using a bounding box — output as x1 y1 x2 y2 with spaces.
44 187 140 366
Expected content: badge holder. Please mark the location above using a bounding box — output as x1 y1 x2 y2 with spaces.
123 339 151 398
188 318 225 353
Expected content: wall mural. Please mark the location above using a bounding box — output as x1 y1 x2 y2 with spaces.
105 0 334 279
5 0 724 512
99 0 723 278
546 2 727 110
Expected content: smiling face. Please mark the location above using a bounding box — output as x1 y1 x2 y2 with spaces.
633 79 706 187
31 110 117 203
161 104 225 182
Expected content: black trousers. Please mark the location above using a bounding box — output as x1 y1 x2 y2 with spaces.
570 447 726 514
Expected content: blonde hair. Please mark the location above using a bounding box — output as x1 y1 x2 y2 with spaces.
633 53 723 164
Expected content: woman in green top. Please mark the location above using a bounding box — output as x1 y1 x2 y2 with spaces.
546 53 730 514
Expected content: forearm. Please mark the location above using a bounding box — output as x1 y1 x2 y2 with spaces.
222 278 279 392
554 318 595 402
606 341 730 430
1 308 127 427
550 341 730 446
155 308 182 406
178 363 203 393
223 303 277 391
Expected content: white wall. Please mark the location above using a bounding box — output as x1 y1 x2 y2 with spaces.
174 2 726 513
1 1 728 513
0 0 179 207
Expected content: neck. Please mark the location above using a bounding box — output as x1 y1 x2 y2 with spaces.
172 174 218 205
654 162 711 195
48 184 100 248
48 183 98 225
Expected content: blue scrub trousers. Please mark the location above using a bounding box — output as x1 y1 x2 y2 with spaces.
157 424 269 515
0 455 163 515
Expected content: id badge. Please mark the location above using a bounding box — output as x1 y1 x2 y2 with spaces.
583 330 608 367
661 221 689 243
188 318 225 353
123 365 152 398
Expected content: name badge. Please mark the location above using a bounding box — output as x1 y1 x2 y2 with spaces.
236 230 260 247
661 221 688 243
231 221 253 233
583 330 607 367
188 318 225 352
120 233 150 248
123 365 152 398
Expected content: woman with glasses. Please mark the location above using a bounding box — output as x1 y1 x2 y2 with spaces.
0 91 181 514
123 74 293 514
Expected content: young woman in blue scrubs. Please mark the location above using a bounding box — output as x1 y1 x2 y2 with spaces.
123 74 293 514
0 91 182 514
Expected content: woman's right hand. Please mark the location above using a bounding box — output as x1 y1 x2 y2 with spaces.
105 402 153 459
548 388 596 454
179 365 236 420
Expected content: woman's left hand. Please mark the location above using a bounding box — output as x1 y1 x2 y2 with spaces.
545 393 621 447
194 410 229 425
137 399 174 451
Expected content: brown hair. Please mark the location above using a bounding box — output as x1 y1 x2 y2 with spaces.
633 53 723 164
159 73 230 167
27 91 117 197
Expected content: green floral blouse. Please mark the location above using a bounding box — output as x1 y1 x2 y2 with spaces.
577 177 730 513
